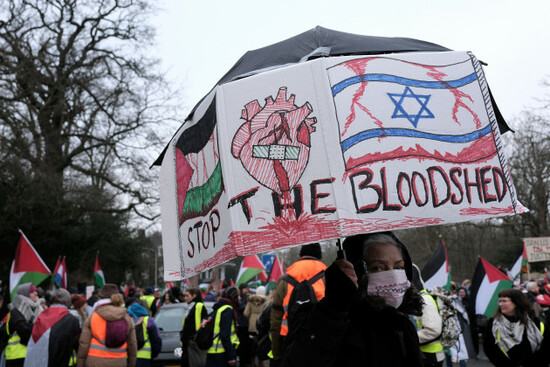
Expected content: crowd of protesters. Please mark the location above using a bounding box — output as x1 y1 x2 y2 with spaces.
3 234 550 367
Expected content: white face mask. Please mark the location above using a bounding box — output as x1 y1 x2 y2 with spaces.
367 269 410 308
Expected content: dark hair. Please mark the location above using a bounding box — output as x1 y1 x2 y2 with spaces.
495 288 533 322
186 287 203 303
299 243 322 259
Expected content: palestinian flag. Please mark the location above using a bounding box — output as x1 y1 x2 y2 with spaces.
10 230 51 301
175 98 223 225
509 243 528 281
469 257 513 318
24 306 80 366
266 254 284 293
421 239 451 291
236 255 266 286
52 256 67 289
94 253 105 288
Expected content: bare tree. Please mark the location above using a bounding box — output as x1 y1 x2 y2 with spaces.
504 111 550 237
0 0 174 222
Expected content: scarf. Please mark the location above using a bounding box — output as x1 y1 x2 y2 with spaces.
492 315 543 353
128 303 149 323
9 295 42 323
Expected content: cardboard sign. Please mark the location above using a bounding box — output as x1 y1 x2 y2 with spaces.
160 51 525 279
524 237 550 263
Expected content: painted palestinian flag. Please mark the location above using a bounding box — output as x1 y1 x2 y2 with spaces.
509 243 528 281
24 306 80 366
10 230 51 301
469 257 513 318
236 255 267 286
421 239 451 291
175 98 223 225
94 253 105 288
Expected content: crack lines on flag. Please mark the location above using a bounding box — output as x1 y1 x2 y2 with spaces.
388 86 434 128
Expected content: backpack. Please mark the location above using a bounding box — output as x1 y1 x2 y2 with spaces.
255 303 272 360
426 290 460 349
135 321 145 350
194 310 217 350
105 318 128 348
283 269 325 327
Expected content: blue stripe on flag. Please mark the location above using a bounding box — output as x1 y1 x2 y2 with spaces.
341 124 492 152
332 73 477 96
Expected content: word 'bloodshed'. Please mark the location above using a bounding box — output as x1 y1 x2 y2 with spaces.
186 165 508 258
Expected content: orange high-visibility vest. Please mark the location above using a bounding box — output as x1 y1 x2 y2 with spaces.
280 259 327 336
88 312 128 359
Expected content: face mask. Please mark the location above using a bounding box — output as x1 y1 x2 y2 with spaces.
367 269 410 308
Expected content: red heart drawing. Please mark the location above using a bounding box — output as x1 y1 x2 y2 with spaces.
231 87 316 196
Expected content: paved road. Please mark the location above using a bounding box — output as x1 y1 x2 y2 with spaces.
448 348 492 366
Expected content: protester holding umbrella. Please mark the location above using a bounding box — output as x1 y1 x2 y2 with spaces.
483 288 550 367
282 232 424 367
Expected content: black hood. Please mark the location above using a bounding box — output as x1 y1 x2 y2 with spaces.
343 231 413 282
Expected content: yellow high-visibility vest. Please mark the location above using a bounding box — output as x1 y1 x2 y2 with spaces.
207 305 239 354
136 316 152 359
5 313 27 360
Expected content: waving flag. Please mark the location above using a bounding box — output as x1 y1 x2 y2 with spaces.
328 53 498 171
52 256 67 289
509 243 528 281
421 239 451 291
236 255 267 286
94 253 105 288
10 230 51 301
469 257 513 318
265 254 284 293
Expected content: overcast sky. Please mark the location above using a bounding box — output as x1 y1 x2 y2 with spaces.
152 0 549 129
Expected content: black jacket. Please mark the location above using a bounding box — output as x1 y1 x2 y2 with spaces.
180 302 208 367
483 316 550 367
282 262 424 367
0 308 32 347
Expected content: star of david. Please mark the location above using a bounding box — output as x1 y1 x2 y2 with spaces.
387 86 435 128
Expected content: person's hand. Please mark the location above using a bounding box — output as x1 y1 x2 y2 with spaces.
228 359 236 366
335 259 358 289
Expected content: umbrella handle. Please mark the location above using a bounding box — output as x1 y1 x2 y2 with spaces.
336 239 347 261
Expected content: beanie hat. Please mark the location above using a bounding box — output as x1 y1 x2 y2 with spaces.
299 243 322 259
16 283 34 297
98 284 119 299
71 294 86 308
255 286 266 297
145 286 154 295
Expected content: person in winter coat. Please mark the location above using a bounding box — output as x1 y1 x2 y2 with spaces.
127 301 162 367
24 288 81 367
0 283 43 367
282 232 424 367
270 243 326 365
446 287 476 367
70 294 89 328
180 287 208 367
483 288 550 367
415 289 444 366
76 284 137 367
206 287 240 367
243 286 267 367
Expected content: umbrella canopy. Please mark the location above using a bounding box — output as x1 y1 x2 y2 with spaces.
154 26 510 167
158 27 524 280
